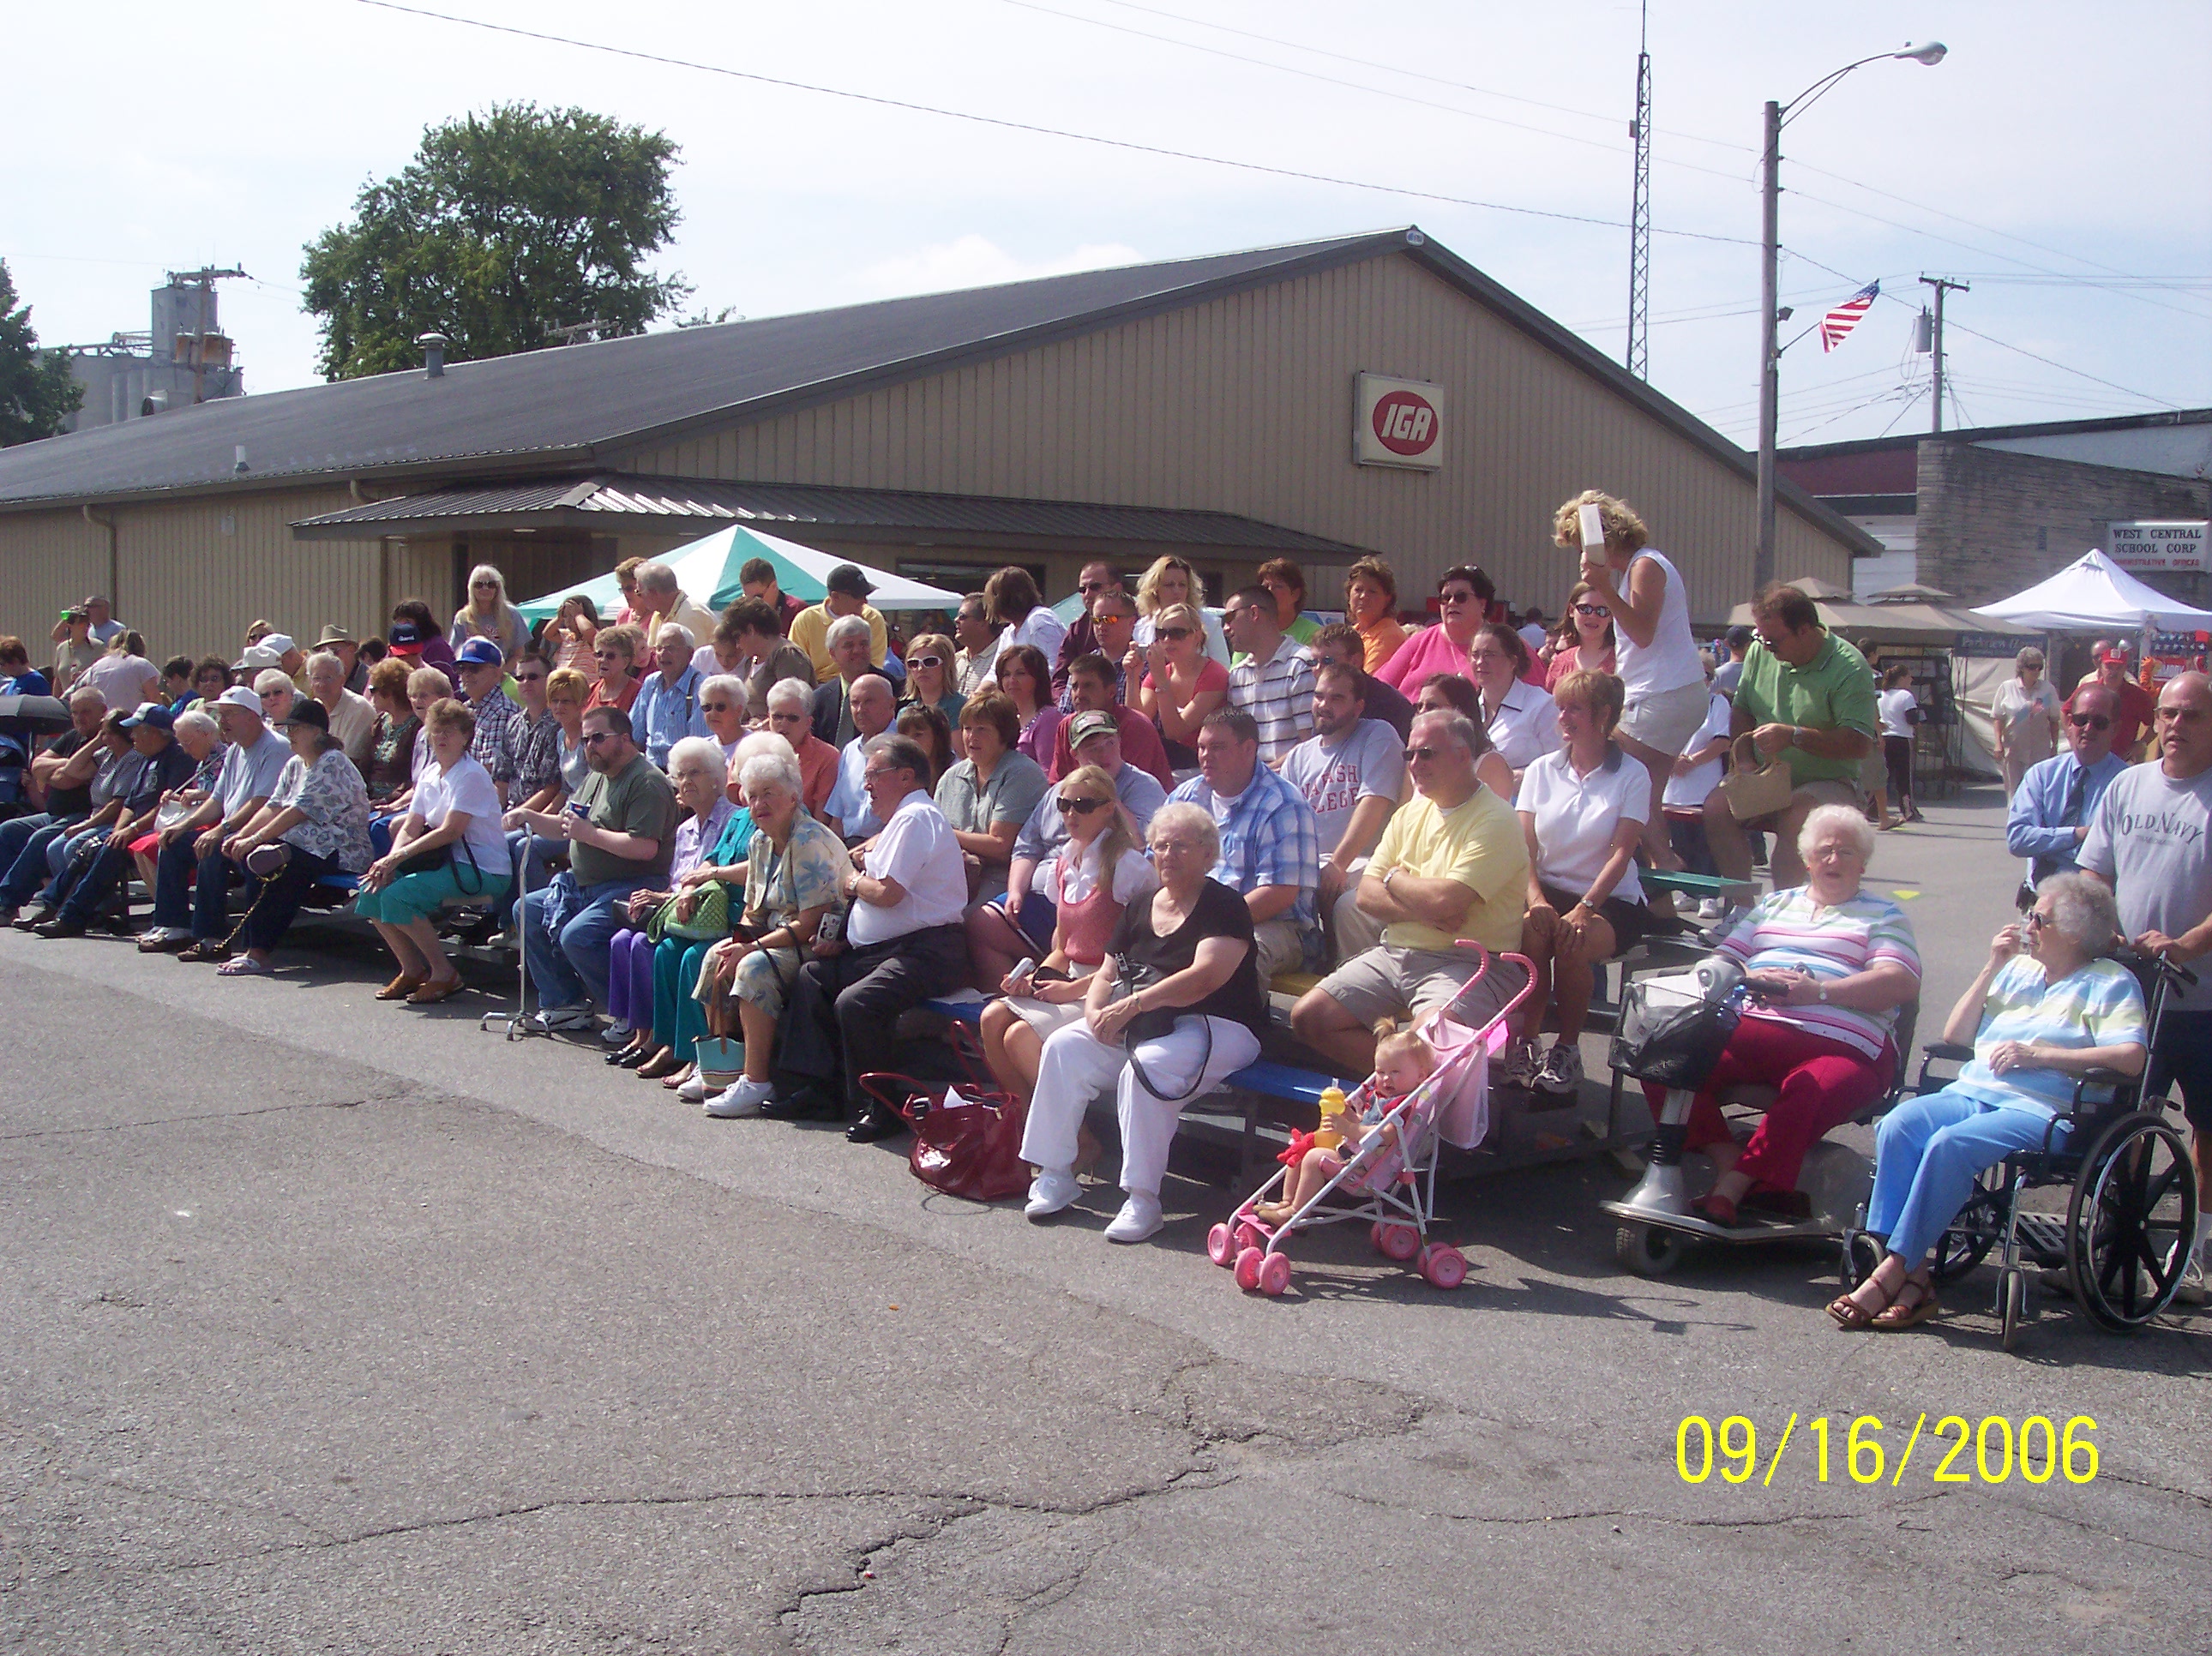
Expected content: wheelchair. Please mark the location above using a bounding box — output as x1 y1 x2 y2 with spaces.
1840 950 2201 1351
1604 952 1917 1275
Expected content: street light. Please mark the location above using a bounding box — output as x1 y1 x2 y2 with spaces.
1754 42 1947 591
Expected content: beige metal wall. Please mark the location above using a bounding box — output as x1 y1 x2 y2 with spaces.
618 251 1853 622
0 488 430 666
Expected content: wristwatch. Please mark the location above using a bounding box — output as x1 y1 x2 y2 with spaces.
1816 983 1830 1003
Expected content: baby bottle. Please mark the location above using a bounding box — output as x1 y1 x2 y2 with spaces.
1313 1083 1348 1151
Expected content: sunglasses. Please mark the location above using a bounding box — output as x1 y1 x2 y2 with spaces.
1574 603 1611 618
2068 713 2110 729
2025 910 2052 931
1438 591 1476 605
1156 627 1193 641
516 671 546 683
581 730 619 747
1404 745 1444 762
1078 581 1112 595
913 655 942 669
700 700 733 712
1058 795 1109 814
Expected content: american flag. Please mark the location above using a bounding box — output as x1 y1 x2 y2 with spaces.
1819 281 1880 352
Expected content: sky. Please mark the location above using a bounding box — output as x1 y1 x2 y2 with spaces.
9 0 2209 451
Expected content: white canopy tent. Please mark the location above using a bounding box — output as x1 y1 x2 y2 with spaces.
514 524 963 623
1969 548 2212 633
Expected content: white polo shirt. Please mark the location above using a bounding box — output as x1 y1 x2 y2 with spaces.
1516 745 1649 903
1485 679 1560 783
848 789 968 945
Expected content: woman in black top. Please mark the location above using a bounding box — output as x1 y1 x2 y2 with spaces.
1018 801 1267 1243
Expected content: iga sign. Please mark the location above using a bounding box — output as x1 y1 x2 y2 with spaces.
2107 520 2209 573
1354 373 1445 470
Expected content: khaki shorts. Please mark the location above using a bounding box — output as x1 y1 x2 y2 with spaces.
1617 678 1710 754
1317 944 1525 1032
1737 776 1860 829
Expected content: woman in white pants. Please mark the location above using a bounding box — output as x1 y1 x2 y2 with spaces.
1020 802 1269 1243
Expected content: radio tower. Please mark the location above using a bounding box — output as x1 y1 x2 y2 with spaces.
1625 0 1653 381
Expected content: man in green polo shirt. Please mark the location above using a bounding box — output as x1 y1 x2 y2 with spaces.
1704 584 1877 889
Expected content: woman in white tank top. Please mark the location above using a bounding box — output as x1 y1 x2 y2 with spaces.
1554 490 1709 885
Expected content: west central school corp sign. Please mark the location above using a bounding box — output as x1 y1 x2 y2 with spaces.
1354 373 1446 471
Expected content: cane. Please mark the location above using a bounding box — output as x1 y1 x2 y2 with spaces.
480 832 546 1040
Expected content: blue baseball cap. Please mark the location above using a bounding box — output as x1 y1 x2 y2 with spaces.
119 703 176 733
454 637 504 668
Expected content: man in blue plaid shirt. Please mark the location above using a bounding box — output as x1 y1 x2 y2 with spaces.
1166 705 1322 980
453 637 519 807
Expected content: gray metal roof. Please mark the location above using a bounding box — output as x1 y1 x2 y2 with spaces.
0 232 1395 509
290 474 1370 555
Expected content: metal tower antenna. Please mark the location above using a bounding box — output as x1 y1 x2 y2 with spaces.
1625 0 1653 380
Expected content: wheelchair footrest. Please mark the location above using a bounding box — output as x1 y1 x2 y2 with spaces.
2013 1212 2069 1265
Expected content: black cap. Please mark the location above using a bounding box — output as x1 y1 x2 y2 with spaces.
825 564 874 599
282 699 330 733
1725 625 1754 649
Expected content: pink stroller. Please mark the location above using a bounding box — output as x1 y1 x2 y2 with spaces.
1207 946 1536 1297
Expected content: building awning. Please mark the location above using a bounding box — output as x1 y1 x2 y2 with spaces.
291 474 1370 557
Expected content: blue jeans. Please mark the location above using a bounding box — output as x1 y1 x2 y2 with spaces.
504 829 568 899
55 834 135 921
0 813 79 906
520 873 648 1011
1867 1084 2067 1266
153 832 238 939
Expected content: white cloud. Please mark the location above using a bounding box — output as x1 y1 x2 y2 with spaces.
851 236 1150 300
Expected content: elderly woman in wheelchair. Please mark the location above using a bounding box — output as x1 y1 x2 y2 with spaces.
1654 804 1921 1227
1829 873 2148 1331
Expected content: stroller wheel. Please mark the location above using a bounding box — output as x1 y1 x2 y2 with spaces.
1235 1221 1266 1255
1206 1222 1238 1267
1615 1222 1686 1277
1375 1223 1422 1262
1233 1246 1265 1291
1419 1245 1469 1290
1257 1251 1292 1297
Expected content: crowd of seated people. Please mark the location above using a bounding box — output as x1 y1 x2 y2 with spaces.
7 520 2209 1307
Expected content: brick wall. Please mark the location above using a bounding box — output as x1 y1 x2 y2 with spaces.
1915 441 2211 606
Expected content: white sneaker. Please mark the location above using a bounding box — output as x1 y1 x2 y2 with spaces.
1696 897 1726 921
1532 1041 1584 1096
705 1077 773 1119
1103 1191 1164 1243
599 1019 634 1047
1494 1036 1542 1091
530 1003 596 1032
1025 1167 1081 1219
2176 1251 2209 1307
676 1071 712 1104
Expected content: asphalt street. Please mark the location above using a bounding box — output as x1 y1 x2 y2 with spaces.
3 784 2207 1654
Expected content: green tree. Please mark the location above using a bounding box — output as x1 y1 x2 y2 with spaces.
300 104 691 381
0 260 85 446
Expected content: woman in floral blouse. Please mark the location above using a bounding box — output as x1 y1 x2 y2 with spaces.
217 699 373 975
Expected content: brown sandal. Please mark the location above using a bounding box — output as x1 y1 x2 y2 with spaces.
376 972 426 1001
1872 1277 1939 1331
406 975 465 1005
1828 1279 1899 1330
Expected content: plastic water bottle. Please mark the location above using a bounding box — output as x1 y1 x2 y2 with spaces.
1313 1083 1349 1151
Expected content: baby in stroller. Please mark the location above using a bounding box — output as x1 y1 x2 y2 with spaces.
1257 1029 1438 1225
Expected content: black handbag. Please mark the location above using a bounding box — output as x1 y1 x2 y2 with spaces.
391 833 486 895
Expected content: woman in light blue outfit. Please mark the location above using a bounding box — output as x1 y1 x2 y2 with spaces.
1830 873 2147 1331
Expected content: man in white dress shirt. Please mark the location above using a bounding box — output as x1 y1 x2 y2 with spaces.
770 734 971 1141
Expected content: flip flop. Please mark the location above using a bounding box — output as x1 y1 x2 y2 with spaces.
217 957 272 977
1872 1278 1939 1331
406 975 466 1005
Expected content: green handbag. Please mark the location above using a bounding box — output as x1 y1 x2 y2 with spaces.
646 880 729 944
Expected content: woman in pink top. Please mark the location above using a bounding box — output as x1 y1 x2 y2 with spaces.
1542 581 1616 691
1374 564 1495 691
995 644 1061 770
977 764 1156 1105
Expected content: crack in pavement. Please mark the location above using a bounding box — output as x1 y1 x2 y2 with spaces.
0 1095 400 1143
1323 1483 1959 1531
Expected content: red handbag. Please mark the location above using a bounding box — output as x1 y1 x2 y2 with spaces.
857 1071 1032 1203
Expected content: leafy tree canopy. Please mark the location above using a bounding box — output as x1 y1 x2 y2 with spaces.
301 103 691 381
0 260 85 446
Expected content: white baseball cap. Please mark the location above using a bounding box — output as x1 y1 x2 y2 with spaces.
214 685 265 717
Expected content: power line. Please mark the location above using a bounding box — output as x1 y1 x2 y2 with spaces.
351 0 1761 249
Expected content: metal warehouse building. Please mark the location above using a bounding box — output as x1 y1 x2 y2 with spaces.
0 227 1872 660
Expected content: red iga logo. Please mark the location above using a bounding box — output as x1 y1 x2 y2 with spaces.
1372 389 1439 456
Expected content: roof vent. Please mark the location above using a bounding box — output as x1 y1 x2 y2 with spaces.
417 332 449 379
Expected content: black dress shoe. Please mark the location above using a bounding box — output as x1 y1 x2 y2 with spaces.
12 909 56 933
605 1045 645 1067
33 915 87 939
760 1089 839 1122
845 1108 909 1144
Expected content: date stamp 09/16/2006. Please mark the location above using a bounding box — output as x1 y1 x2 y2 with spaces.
1675 1413 2101 1488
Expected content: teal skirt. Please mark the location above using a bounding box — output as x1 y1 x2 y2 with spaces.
355 861 510 924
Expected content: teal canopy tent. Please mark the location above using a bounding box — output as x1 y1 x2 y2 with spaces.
514 524 963 623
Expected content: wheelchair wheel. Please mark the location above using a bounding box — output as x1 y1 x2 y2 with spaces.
2066 1110 2200 1331
1838 1230 1882 1293
1616 1222 1686 1277
1999 1267 2029 1353
1931 1174 2008 1282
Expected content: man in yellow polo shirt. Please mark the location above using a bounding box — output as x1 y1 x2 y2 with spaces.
1291 707 1530 1078
789 564 889 684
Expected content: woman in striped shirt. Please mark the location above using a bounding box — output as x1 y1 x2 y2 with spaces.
1830 872 2147 1331
1647 803 1920 1227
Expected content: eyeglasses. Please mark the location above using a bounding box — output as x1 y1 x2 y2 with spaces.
1156 627 1193 641
516 671 546 684
2067 713 2110 730
1078 580 1112 595
1058 795 1109 814
1574 603 1610 618
2025 910 2052 931
913 655 942 669
1404 745 1443 762
700 700 733 712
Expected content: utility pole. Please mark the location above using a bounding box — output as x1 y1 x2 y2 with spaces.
1755 97 1781 591
165 266 249 404
1625 0 1652 381
1918 274 1969 435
